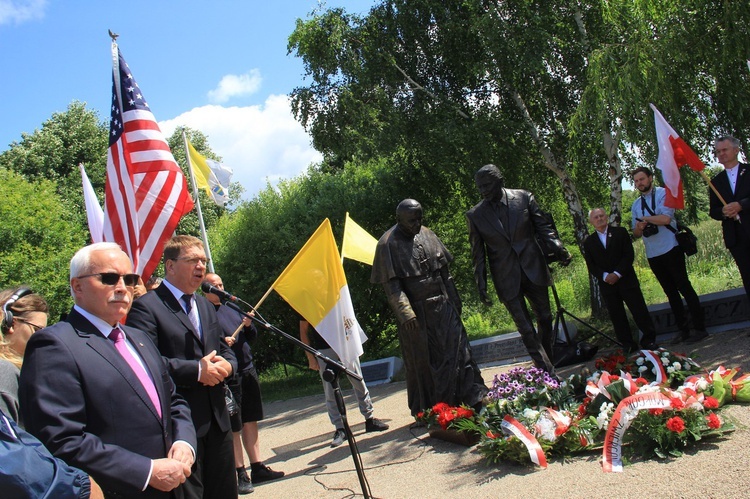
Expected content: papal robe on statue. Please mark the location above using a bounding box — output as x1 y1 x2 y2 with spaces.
371 224 487 416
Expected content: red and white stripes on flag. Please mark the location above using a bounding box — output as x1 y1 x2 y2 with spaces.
650 103 706 209
103 43 194 281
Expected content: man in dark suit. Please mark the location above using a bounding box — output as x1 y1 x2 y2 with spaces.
709 135 750 298
128 236 238 499
583 208 658 352
466 164 571 374
20 242 196 498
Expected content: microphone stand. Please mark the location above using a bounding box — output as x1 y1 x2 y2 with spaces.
220 296 372 499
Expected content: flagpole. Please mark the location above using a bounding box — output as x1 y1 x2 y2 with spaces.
341 212 348 265
181 129 216 273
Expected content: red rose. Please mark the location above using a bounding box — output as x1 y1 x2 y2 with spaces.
456 407 475 419
486 430 500 439
666 416 686 433
706 412 721 429
703 396 719 409
635 377 648 386
417 412 425 419
649 408 664 416
670 397 685 410
432 402 450 413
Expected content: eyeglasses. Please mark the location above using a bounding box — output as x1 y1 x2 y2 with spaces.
77 273 140 287
15 317 45 332
172 257 210 266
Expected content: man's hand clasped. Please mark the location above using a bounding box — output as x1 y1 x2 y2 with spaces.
199 350 232 386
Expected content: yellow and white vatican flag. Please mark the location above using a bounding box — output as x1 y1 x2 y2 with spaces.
186 139 232 207
341 212 377 265
271 219 367 369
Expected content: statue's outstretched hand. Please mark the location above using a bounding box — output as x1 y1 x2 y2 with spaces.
558 249 573 267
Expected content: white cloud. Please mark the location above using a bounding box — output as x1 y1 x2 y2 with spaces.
0 0 46 25
160 94 322 201
207 70 262 104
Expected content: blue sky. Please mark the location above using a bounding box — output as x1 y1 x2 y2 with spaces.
0 0 375 199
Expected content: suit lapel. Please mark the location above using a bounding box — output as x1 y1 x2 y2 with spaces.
155 284 204 346
68 310 163 423
124 326 169 423
734 163 749 199
715 169 733 200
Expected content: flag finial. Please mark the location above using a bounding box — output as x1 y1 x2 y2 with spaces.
108 29 119 42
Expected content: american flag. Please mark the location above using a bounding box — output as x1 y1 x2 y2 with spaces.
103 44 194 281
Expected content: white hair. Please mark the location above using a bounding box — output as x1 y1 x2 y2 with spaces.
69 242 128 296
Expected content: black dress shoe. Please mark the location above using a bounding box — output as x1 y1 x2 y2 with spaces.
251 463 284 484
685 330 709 344
365 418 389 432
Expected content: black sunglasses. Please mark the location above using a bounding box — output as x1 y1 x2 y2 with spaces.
78 273 140 287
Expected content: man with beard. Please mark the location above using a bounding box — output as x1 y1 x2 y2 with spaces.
631 167 707 344
371 199 487 417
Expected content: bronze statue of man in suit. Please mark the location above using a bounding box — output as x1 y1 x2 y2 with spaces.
466 164 571 374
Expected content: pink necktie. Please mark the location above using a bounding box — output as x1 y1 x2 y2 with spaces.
110 328 162 418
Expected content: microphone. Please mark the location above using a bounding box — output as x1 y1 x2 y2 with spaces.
201 282 237 302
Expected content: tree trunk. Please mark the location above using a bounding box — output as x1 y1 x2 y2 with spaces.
505 85 589 252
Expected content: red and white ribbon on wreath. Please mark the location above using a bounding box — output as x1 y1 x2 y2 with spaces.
641 350 667 384
500 415 548 468
602 391 672 472
543 407 571 437
618 371 639 395
586 371 614 399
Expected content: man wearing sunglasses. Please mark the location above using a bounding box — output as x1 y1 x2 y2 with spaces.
128 235 239 499
19 242 197 498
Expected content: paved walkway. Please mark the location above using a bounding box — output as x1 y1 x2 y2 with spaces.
247 326 750 498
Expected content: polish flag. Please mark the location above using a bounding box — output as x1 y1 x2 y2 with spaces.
650 103 706 209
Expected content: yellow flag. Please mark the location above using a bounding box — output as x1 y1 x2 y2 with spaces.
187 140 231 206
341 213 377 265
272 219 366 368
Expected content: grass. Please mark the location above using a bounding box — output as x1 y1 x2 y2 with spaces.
260 219 741 401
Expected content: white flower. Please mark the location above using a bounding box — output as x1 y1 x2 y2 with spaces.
536 417 558 442
696 378 709 391
662 357 670 366
672 362 682 371
667 366 675 374
638 365 648 373
636 357 645 366
522 408 540 421
596 412 610 429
